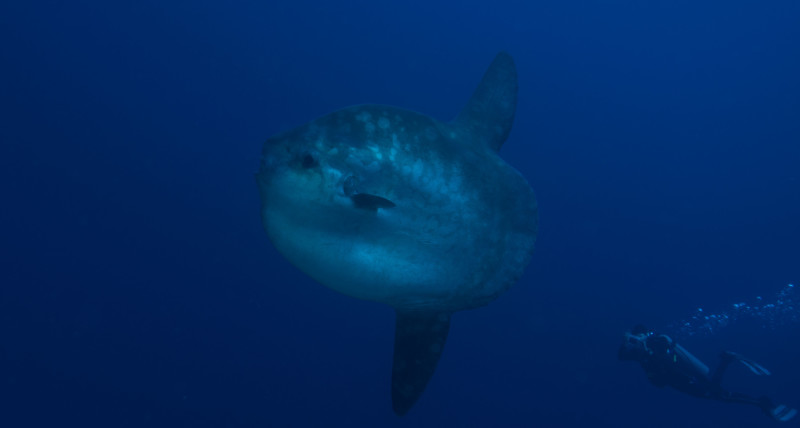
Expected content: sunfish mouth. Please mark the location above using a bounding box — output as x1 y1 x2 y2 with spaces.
350 193 396 211
342 174 395 211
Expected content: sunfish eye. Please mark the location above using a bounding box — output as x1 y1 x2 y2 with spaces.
302 153 316 169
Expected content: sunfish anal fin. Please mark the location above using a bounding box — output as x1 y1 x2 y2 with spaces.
391 310 451 416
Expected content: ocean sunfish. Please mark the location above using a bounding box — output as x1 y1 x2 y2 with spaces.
257 52 538 415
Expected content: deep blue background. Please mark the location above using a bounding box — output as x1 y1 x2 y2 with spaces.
2 0 799 426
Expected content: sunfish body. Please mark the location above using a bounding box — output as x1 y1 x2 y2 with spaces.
257 52 538 415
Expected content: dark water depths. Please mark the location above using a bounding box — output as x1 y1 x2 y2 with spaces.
2 1 798 426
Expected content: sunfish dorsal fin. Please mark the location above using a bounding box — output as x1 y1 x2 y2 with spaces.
391 310 451 415
452 52 518 152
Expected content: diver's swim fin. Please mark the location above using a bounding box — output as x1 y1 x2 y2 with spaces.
770 404 798 422
738 358 771 376
725 351 772 376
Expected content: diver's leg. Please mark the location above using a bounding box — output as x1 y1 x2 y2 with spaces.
710 351 737 386
718 391 765 407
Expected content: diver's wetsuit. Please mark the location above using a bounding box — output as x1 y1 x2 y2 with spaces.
619 327 796 421
630 334 766 409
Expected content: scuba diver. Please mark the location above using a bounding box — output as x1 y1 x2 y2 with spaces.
619 325 797 422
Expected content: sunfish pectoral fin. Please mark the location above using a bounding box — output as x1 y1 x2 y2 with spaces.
391 310 451 416
452 51 518 152
350 193 396 211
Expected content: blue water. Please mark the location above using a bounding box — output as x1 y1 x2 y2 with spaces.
2 1 799 426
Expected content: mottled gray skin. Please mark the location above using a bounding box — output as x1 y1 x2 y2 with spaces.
257 53 537 414
258 104 536 311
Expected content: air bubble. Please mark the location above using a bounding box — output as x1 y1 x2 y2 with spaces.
667 283 798 337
